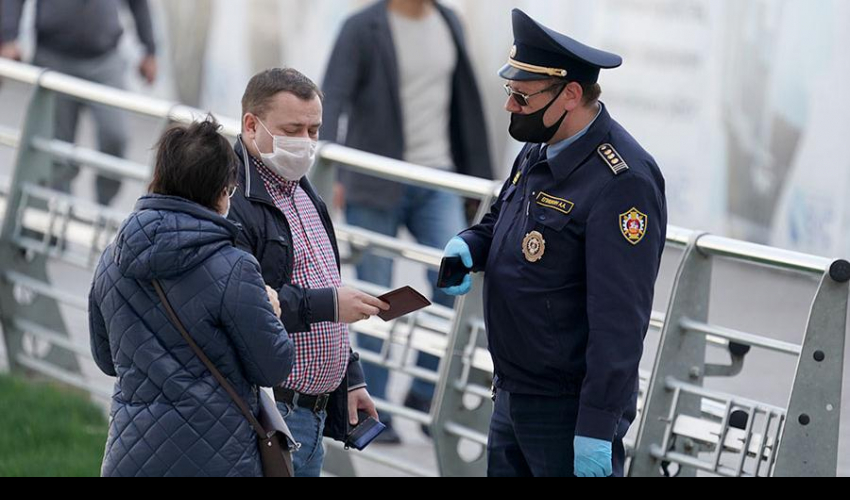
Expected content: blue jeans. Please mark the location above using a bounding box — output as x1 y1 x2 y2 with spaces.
346 186 466 403
277 402 327 478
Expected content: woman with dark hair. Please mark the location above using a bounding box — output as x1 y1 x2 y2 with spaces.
88 117 294 477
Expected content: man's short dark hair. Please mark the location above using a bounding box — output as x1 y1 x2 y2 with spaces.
580 82 602 104
547 79 602 105
241 68 324 118
149 116 238 212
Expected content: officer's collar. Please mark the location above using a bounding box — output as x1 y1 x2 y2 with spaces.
546 104 603 161
544 102 613 183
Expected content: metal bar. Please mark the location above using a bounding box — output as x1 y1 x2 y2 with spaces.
373 400 431 426
12 318 89 357
754 411 775 477
30 137 150 182
318 142 497 200
38 70 173 119
15 354 112 400
454 382 492 400
680 318 803 356
735 405 758 476
13 236 102 271
695 234 833 275
659 384 682 456
3 271 87 310
666 226 694 247
711 400 734 472
665 378 787 416
0 125 21 149
0 58 43 84
765 414 785 475
336 224 443 268
654 450 755 477
443 421 488 446
356 351 440 385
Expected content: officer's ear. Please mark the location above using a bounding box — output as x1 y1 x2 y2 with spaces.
562 81 585 112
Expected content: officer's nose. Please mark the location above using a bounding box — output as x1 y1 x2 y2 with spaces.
505 96 523 114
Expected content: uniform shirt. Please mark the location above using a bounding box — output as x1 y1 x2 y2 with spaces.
460 104 667 441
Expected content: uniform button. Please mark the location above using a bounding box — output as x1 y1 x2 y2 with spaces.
539 215 547 221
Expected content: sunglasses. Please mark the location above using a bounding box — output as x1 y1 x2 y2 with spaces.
503 82 566 107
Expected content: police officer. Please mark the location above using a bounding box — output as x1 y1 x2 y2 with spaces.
439 9 667 477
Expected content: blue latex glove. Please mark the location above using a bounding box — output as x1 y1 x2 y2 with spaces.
441 237 473 296
574 436 613 477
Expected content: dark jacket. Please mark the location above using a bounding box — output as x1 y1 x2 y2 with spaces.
460 105 667 442
322 0 493 210
1 0 156 58
89 195 294 477
226 138 367 442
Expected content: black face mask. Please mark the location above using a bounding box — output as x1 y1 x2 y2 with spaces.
509 88 568 144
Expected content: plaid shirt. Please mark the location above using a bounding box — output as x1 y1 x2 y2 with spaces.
253 157 350 395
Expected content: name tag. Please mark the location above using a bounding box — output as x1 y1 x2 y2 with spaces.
536 192 574 215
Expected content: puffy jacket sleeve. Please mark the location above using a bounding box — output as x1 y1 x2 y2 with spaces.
89 278 117 377
221 254 295 388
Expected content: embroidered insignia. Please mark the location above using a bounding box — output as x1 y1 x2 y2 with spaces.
620 208 648 245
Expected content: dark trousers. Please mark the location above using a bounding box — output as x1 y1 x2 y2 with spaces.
487 390 628 477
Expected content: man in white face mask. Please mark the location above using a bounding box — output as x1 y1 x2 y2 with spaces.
228 68 389 477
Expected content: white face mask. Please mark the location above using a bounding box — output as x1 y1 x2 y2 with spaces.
253 118 318 181
221 197 231 218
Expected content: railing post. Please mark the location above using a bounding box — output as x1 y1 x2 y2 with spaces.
0 77 82 382
430 189 498 477
773 260 850 477
629 232 712 477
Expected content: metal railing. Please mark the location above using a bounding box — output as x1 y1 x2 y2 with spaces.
0 58 847 477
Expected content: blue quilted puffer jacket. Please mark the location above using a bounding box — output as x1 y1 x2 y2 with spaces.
89 195 294 477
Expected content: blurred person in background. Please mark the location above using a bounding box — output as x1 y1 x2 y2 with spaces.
322 0 493 443
0 0 158 206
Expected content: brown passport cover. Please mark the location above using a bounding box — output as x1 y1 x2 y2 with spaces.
377 286 432 322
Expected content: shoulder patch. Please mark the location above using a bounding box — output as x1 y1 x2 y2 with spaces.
598 144 629 175
620 208 648 245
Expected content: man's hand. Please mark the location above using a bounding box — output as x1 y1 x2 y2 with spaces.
348 388 379 426
337 287 390 324
139 55 158 85
0 42 23 62
265 286 282 318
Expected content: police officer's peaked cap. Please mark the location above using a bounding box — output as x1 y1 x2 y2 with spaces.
499 9 622 84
